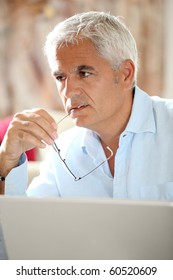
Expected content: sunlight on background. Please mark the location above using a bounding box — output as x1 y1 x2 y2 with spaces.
0 0 172 119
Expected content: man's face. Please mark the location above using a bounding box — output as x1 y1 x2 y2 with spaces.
50 39 131 134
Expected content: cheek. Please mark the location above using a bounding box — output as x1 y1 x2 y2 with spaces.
55 82 65 98
55 83 66 105
95 87 122 115
55 81 62 92
95 82 117 105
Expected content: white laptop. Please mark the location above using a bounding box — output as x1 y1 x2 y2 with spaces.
0 196 173 260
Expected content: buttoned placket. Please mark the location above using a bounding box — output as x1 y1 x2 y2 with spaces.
113 132 134 198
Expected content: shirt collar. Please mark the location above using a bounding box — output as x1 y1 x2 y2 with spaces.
81 128 102 160
80 86 156 153
125 86 156 134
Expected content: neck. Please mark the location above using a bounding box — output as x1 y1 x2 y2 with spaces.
97 112 129 155
98 88 134 150
97 89 134 176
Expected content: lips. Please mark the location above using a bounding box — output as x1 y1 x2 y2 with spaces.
69 104 88 113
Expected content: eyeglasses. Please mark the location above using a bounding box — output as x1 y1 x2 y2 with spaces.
52 113 114 181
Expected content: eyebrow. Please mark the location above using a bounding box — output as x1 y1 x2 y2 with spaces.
73 65 95 73
52 65 95 77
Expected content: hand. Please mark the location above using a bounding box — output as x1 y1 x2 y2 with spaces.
0 108 58 176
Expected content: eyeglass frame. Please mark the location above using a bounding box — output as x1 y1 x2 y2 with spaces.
53 141 113 181
52 113 113 181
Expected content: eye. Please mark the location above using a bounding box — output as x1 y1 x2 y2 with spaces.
79 71 91 78
55 75 66 82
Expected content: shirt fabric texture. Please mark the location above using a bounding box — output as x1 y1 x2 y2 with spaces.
5 86 173 200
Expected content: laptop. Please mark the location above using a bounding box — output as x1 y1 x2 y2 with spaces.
0 196 173 260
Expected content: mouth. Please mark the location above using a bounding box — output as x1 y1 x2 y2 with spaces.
69 104 89 114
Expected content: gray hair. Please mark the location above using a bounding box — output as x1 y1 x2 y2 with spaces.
44 11 138 82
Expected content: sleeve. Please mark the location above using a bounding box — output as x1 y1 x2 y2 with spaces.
4 153 28 195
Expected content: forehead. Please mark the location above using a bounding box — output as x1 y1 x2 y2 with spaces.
49 39 108 72
56 39 98 60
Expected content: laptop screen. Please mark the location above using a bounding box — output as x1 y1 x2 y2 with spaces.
0 196 173 260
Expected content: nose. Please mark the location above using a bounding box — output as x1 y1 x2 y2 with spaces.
62 77 80 99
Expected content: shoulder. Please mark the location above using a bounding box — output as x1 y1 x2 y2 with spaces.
133 87 173 133
151 95 173 108
147 95 173 135
136 86 173 116
136 87 173 109
151 95 173 119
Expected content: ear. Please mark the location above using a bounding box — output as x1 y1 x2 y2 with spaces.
115 59 135 90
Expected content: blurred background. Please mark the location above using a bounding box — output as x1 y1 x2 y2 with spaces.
0 0 173 119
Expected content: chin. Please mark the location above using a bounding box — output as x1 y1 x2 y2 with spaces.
73 118 91 129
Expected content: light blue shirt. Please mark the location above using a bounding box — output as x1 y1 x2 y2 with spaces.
5 87 173 200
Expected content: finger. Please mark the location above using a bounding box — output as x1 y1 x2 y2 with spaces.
21 122 55 145
9 119 56 146
24 108 57 130
17 130 48 150
13 110 58 141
